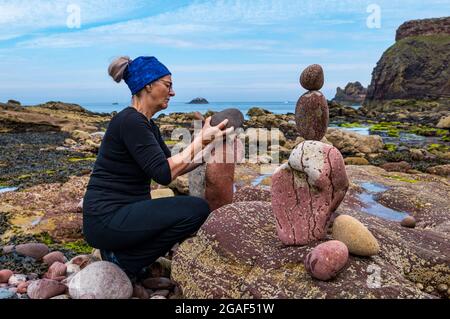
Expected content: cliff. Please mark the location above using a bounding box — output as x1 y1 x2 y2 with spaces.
364 17 450 111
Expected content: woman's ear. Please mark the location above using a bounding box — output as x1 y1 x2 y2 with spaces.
145 84 152 93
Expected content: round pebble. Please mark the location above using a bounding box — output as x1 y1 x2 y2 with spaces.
332 215 380 256
416 283 424 290
437 284 448 292
300 64 324 91
425 286 434 293
401 216 416 228
304 240 349 281
0 269 13 284
15 243 49 260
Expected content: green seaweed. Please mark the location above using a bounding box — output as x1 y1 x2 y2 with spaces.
339 122 364 128
385 143 398 152
68 157 96 163
387 175 419 183
62 239 93 255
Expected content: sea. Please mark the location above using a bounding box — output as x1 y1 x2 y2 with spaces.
81 101 362 120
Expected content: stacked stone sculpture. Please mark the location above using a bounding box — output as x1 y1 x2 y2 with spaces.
271 65 349 246
189 108 244 212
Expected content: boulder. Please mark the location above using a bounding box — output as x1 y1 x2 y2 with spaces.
271 141 349 245
68 261 133 299
436 116 450 129
426 164 450 177
325 128 384 155
42 251 67 266
171 200 432 298
381 161 412 173
0 270 13 284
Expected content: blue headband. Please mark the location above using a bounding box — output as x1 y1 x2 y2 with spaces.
123 56 171 95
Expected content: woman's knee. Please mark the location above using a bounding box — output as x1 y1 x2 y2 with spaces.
183 196 211 221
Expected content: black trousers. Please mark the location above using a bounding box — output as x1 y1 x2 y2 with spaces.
83 196 210 275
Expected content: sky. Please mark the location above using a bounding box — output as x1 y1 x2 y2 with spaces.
0 0 448 104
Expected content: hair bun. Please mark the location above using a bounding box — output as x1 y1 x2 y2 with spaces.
108 56 132 83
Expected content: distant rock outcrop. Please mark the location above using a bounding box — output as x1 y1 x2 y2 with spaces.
364 17 450 111
332 82 367 106
187 97 209 104
396 17 450 41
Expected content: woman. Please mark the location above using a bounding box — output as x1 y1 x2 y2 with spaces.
83 56 232 280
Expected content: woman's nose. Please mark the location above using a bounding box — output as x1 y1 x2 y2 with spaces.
169 88 175 97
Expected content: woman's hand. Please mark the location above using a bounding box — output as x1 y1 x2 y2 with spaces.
195 117 234 147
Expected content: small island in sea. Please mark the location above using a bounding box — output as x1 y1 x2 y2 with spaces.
187 97 209 104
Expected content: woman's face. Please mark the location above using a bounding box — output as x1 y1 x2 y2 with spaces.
149 75 175 111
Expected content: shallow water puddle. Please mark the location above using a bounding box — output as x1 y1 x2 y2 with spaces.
0 186 18 194
358 182 409 221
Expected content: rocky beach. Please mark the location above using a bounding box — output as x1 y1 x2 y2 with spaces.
0 17 449 299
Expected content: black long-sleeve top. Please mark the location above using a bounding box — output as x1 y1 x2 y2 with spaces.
84 107 172 215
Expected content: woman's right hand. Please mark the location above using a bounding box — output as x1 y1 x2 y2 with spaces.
195 117 234 147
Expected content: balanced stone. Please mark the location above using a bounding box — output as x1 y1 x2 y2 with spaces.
189 138 244 212
305 240 349 281
332 215 380 256
295 91 329 141
210 108 244 129
300 64 324 90
271 141 349 245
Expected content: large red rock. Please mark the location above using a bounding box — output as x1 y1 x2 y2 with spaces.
233 186 271 203
271 141 349 245
295 91 329 141
44 262 67 281
190 138 244 212
171 200 434 299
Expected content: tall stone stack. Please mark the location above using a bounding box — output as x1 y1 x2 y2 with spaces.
271 65 350 246
189 109 244 212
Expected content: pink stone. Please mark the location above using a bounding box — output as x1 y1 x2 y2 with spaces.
305 240 349 281
17 281 30 294
42 251 67 266
15 243 49 260
295 91 329 141
0 270 13 284
271 141 349 245
44 262 67 280
27 279 67 299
